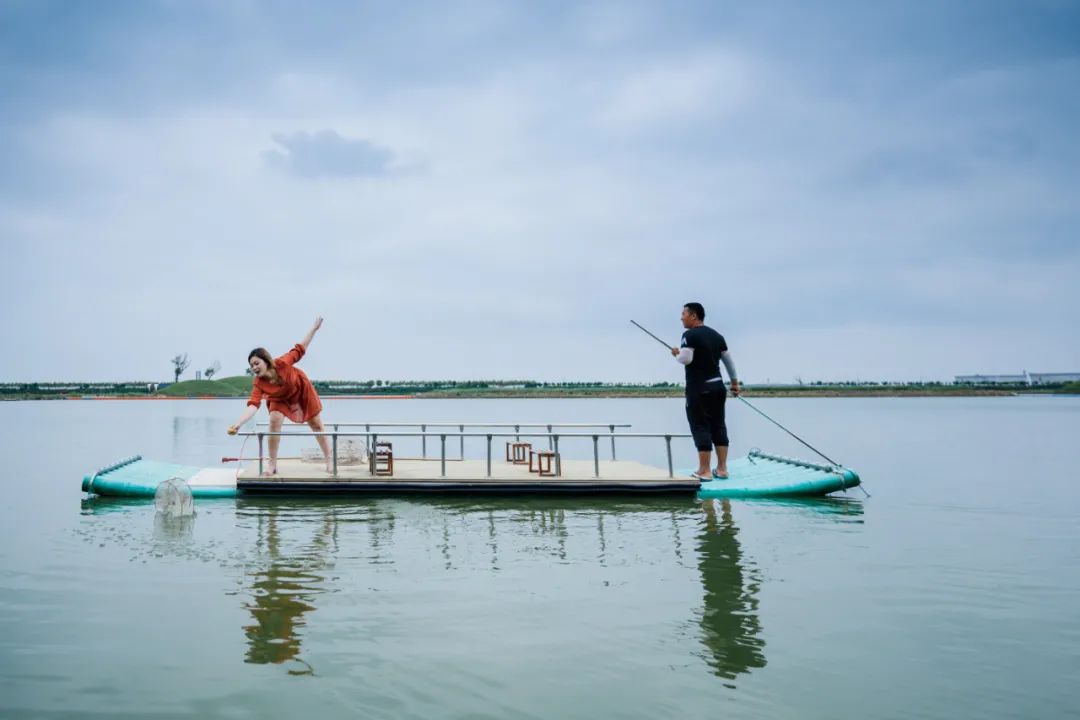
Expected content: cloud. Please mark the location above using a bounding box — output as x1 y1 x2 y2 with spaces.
1 1 1079 382
264 129 397 179
593 50 752 132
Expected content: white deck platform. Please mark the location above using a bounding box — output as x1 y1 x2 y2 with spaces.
237 457 697 494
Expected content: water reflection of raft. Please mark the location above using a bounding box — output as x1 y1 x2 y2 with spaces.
81 450 859 499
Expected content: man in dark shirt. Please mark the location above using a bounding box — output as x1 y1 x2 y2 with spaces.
671 302 740 479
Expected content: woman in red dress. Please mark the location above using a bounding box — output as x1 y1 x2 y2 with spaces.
228 317 332 475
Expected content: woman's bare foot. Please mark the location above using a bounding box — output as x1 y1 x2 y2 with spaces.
262 462 278 477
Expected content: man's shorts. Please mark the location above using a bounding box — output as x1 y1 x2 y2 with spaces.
685 387 728 451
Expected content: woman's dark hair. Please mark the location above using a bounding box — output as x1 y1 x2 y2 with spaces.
684 302 706 321
248 348 274 368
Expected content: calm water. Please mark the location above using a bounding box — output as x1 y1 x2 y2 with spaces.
1 396 1077 719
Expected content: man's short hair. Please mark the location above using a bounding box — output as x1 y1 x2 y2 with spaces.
684 302 705 321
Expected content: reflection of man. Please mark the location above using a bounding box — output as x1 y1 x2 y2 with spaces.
697 499 765 681
672 302 740 479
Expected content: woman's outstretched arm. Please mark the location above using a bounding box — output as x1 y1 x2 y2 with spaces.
300 316 323 350
228 404 259 435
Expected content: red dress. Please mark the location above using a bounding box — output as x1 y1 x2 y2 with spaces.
247 344 323 423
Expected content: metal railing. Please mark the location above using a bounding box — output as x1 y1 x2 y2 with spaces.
238 429 691 479
256 421 633 461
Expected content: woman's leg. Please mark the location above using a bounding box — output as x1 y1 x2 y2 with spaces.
306 414 333 472
267 411 284 475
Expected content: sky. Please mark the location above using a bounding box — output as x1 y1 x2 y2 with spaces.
1 0 1078 384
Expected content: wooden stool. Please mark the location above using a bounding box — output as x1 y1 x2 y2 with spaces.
529 449 558 477
505 441 532 464
372 441 394 476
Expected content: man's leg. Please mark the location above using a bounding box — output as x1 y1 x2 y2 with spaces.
714 444 729 478
710 390 730 477
697 450 712 476
686 394 712 476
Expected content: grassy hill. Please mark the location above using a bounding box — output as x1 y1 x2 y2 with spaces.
160 375 252 397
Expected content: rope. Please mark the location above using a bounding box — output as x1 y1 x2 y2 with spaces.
86 455 141 494
233 433 251 482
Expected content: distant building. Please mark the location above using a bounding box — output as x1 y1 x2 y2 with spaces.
955 374 1029 384
1029 372 1080 384
955 371 1080 385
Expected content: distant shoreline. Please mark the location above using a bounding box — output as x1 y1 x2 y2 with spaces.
5 374 1076 401
0 388 1047 401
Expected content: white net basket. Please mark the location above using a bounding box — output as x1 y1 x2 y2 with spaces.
155 476 195 517
301 439 367 465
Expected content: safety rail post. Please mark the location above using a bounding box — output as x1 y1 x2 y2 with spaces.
593 435 600 478
609 424 616 460
258 434 264 476
665 435 673 478
421 424 427 458
547 424 553 450
333 423 339 476
553 435 561 476
515 424 520 441
486 434 492 477
371 433 377 475
440 434 447 477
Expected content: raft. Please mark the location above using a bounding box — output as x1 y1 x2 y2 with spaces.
81 450 858 499
82 456 238 498
696 450 860 499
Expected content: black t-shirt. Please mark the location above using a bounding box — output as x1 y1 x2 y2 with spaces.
681 325 728 394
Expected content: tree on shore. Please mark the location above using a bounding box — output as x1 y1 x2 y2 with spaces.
204 360 221 380
171 353 190 383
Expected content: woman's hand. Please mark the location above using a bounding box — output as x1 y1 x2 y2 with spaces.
312 316 323 332
227 425 239 436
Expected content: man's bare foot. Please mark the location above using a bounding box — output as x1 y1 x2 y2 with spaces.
713 468 729 479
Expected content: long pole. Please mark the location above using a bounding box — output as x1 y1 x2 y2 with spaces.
630 320 673 349
735 396 841 468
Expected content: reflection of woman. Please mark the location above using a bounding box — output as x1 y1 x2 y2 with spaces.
227 317 332 475
244 562 316 668
697 499 766 681
243 508 336 674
